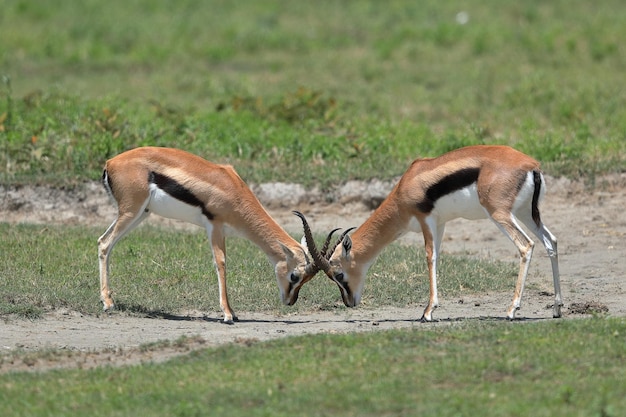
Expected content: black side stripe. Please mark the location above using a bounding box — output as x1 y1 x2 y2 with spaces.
149 171 214 220
531 170 542 227
416 167 480 213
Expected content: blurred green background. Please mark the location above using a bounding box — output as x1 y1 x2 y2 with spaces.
1 0 625 187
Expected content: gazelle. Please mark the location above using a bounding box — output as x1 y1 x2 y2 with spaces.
298 145 563 321
98 147 322 323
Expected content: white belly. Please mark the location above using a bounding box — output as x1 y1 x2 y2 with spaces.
432 184 487 222
406 184 487 234
148 185 206 227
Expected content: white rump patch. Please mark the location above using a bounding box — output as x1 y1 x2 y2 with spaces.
512 172 537 214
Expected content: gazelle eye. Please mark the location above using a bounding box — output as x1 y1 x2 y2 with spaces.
335 273 344 282
290 273 299 283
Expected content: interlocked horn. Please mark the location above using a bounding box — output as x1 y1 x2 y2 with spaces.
292 211 333 273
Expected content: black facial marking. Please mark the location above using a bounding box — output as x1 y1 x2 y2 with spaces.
416 167 480 213
333 274 350 295
149 171 214 220
340 280 351 297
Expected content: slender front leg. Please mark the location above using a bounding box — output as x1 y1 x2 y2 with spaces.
420 219 441 322
205 221 237 324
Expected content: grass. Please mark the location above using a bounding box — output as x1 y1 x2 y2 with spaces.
1 0 626 187
0 317 624 416
0 222 516 319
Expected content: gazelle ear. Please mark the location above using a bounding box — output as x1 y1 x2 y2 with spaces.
300 235 313 259
279 242 296 262
300 235 308 251
342 235 352 258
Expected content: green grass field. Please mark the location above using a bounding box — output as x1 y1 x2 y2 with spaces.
1 1 625 415
2 0 625 186
1 318 625 417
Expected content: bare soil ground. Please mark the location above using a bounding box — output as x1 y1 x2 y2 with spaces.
1 174 625 373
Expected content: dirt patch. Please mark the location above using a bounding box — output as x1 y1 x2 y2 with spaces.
1 174 625 373
568 301 610 315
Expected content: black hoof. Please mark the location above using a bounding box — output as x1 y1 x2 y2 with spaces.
222 314 239 325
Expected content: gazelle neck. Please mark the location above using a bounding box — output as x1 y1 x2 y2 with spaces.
350 191 412 264
232 198 298 265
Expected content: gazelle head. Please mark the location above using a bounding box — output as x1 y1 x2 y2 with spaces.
276 238 320 306
292 211 361 307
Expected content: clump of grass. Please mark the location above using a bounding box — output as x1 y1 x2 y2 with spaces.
224 87 338 125
138 335 207 353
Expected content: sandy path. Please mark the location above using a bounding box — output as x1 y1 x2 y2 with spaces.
1 175 624 372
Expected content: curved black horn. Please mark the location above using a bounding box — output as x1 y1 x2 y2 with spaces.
320 228 341 258
328 227 356 258
292 211 331 273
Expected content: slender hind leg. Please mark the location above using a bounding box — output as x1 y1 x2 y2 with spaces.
489 211 535 320
518 215 562 318
98 204 150 311
541 225 562 317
